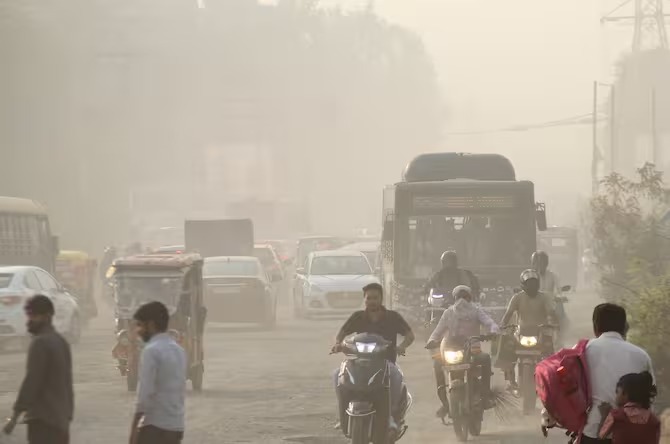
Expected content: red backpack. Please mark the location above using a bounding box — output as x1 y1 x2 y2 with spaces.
535 339 592 435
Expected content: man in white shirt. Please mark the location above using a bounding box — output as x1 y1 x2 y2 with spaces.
581 303 654 444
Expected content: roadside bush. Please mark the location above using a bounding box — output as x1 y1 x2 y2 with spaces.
590 163 670 405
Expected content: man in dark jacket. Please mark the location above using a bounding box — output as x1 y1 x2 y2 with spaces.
424 251 481 301
3 295 74 444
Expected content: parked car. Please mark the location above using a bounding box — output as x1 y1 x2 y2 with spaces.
0 265 81 348
293 250 379 318
203 256 278 329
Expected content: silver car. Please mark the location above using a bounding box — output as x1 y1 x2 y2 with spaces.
293 250 380 318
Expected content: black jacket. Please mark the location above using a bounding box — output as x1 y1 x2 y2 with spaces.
424 268 481 300
14 325 74 432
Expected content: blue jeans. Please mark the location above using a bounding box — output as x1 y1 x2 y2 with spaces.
333 362 404 420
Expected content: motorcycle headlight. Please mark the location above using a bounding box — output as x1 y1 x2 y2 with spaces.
519 336 538 347
443 350 464 364
429 294 444 306
355 342 377 353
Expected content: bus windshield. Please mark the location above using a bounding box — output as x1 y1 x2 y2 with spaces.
398 213 532 279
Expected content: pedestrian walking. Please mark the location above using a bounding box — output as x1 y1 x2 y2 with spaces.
129 301 186 444
2 294 74 444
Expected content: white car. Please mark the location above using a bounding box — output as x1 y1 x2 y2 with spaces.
293 250 380 317
338 241 380 271
0 266 81 347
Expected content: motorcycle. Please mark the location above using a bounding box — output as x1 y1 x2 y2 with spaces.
502 324 556 414
335 333 412 444
435 334 496 442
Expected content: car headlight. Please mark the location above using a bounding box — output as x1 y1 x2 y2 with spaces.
519 336 538 347
443 350 464 364
355 342 377 353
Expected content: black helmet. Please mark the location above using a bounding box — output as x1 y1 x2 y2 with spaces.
441 250 458 268
520 268 540 285
531 250 549 269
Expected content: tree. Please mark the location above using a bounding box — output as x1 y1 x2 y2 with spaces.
590 163 670 404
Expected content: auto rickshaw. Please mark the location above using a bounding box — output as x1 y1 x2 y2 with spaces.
55 250 98 321
537 226 579 289
110 253 206 392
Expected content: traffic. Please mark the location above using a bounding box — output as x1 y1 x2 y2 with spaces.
0 151 629 444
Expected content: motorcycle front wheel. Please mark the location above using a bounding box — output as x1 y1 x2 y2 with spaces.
521 364 536 415
450 388 469 442
350 416 371 444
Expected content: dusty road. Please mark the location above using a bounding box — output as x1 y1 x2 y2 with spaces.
0 289 600 444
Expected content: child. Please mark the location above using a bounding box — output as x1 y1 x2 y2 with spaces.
599 371 660 444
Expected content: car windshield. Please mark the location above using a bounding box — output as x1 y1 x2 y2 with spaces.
204 260 259 277
310 256 372 275
0 273 13 288
115 275 183 312
253 248 275 266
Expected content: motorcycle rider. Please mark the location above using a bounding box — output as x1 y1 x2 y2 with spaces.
424 251 481 302
426 285 499 419
500 269 557 389
531 251 566 344
331 282 415 432
531 251 561 296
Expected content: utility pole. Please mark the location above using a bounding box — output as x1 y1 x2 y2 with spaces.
599 0 669 179
592 81 600 194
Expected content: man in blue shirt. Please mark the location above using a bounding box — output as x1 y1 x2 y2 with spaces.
129 301 186 444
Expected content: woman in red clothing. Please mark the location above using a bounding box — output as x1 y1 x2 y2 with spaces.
599 371 660 444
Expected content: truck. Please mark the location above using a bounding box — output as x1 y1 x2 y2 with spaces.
184 219 254 258
380 153 547 325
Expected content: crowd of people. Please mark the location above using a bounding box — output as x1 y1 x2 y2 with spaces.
2 248 662 444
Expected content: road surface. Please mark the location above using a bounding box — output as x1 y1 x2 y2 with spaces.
0 289 599 444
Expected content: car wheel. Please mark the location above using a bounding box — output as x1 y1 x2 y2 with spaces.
67 314 81 345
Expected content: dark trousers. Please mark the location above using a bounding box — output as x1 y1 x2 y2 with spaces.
27 420 69 444
138 425 184 444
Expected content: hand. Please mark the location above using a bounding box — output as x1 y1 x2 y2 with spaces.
3 415 17 435
425 340 439 350
330 343 342 354
396 345 407 356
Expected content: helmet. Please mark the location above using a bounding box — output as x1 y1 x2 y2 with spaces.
531 251 549 269
520 269 540 285
452 285 472 301
441 250 458 267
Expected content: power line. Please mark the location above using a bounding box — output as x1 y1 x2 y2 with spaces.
446 112 607 136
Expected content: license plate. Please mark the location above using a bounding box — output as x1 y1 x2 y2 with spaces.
213 287 239 294
445 363 470 371
516 350 541 356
